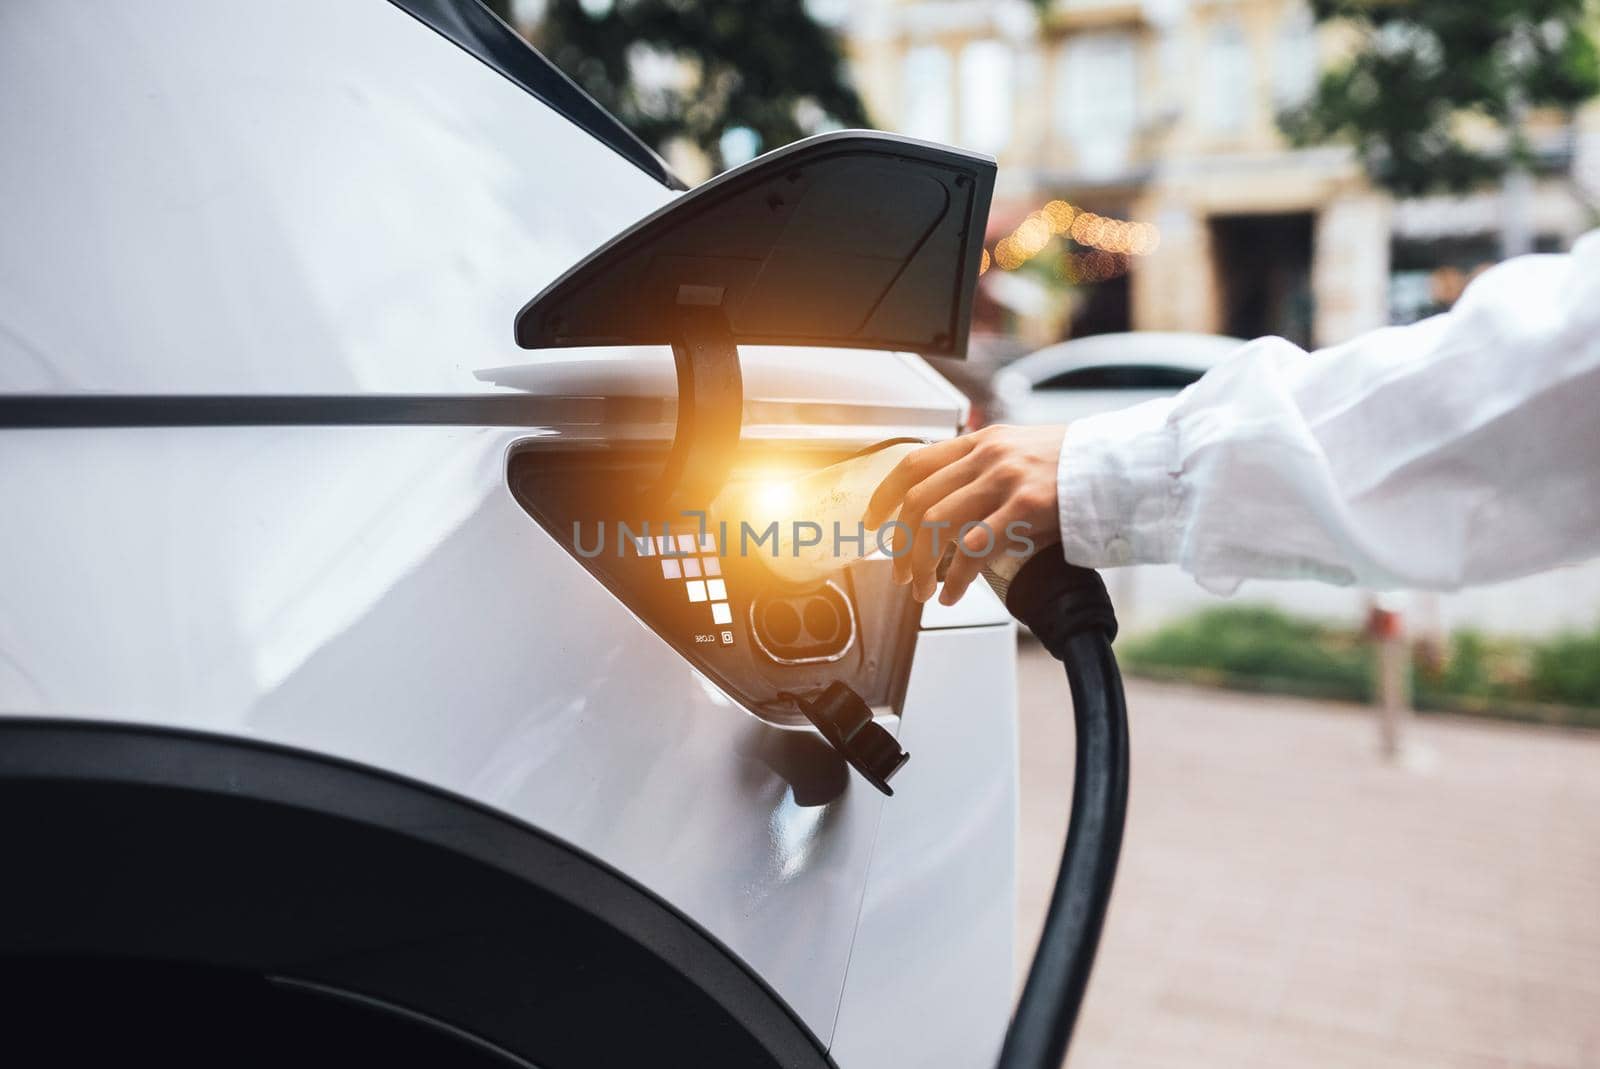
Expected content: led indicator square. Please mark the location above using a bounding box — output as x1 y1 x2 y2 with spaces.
655 535 674 554
701 556 721 576
634 536 654 557
711 602 733 625
660 558 681 579
705 578 727 601
682 557 702 578
676 533 698 553
685 580 708 603
699 533 716 552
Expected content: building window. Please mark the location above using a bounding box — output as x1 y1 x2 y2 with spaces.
1204 19 1251 133
901 45 954 144
1055 31 1138 179
959 40 1013 154
1274 5 1318 107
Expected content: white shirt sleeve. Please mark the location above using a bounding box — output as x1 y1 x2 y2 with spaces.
1057 229 1600 594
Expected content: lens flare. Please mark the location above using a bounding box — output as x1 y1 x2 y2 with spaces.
752 479 796 515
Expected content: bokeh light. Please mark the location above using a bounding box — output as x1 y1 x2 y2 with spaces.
1015 216 1052 255
1042 199 1076 233
993 236 1027 271
983 197 1161 283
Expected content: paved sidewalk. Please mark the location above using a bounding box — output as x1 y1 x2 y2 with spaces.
1016 646 1600 1069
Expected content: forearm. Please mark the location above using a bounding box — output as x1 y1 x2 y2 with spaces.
1060 233 1600 592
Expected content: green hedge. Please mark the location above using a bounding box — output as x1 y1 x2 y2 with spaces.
1118 606 1600 728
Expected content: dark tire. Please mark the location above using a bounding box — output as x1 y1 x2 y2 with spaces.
0 957 524 1067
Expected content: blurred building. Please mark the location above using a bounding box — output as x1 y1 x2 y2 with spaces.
843 0 1600 347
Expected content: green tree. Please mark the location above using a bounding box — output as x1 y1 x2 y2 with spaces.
492 0 869 173
1281 1 1600 197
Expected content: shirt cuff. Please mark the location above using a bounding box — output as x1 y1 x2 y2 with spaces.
1057 397 1183 568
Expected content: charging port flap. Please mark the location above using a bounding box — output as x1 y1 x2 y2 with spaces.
514 132 995 508
515 130 995 359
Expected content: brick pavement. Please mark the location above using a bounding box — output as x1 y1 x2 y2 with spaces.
1016 646 1600 1068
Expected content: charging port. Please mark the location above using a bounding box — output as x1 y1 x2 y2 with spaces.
750 582 856 665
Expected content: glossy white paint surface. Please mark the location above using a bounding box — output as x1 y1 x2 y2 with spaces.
0 0 1015 1057
831 624 1019 1068
0 425 883 1034
0 0 661 394
479 345 965 443
0 0 966 442
920 577 1011 629
0 425 1016 1051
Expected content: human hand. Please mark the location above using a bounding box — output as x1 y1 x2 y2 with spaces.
863 424 1067 605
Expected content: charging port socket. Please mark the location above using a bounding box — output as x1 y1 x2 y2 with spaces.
750 581 856 665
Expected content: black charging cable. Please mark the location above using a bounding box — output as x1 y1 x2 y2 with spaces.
991 549 1128 1069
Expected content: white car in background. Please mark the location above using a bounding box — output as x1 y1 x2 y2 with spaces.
0 2 1017 1066
993 331 1245 426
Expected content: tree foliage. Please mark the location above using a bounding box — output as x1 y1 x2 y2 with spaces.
506 0 869 173
1281 0 1600 195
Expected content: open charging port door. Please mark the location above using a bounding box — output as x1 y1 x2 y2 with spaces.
512 131 995 793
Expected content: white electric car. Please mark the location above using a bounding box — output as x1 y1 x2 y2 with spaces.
0 2 1019 1066
993 330 1245 426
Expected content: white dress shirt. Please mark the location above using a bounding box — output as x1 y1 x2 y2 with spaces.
1058 230 1600 593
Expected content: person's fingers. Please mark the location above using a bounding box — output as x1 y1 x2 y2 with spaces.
938 510 1016 604
867 424 1065 599
896 463 992 593
891 452 989 586
938 549 985 606
910 481 1008 600
864 436 977 529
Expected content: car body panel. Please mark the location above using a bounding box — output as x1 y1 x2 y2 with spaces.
0 424 884 1036
0 1 1019 1061
831 623 1018 1067
0 424 1016 1055
0 0 964 431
